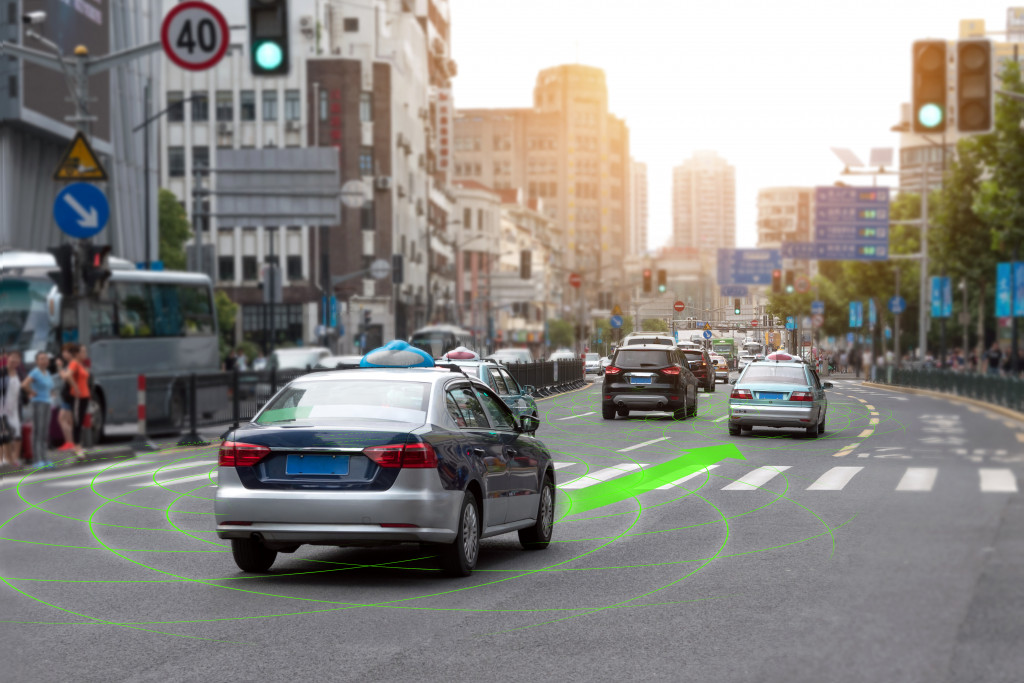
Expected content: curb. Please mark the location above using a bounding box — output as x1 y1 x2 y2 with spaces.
535 382 594 402
862 381 1024 424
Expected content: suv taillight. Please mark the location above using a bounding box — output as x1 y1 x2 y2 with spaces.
364 441 438 468
730 389 753 399
219 441 271 467
660 366 680 376
789 391 814 402
605 366 622 375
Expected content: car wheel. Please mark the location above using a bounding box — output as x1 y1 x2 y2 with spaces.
707 380 716 393
805 423 819 438
602 404 616 420
441 492 480 577
230 538 278 573
519 476 554 549
688 396 699 417
617 407 629 418
818 412 826 435
728 424 741 436
673 400 687 420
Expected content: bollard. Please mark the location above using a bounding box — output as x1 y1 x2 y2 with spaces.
130 374 157 452
177 373 211 447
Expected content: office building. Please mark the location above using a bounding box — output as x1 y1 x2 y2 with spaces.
672 151 735 254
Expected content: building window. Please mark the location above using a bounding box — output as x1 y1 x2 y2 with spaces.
242 255 258 281
463 208 471 230
215 90 232 122
262 90 278 121
477 209 484 232
344 17 359 31
239 90 255 121
191 93 208 121
361 203 375 231
359 92 373 122
319 90 328 121
286 255 302 281
359 147 374 176
192 146 209 173
168 147 185 177
167 91 184 122
284 89 300 121
218 256 235 282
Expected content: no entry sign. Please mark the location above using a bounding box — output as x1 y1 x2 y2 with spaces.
162 2 230 72
673 301 685 312
569 273 582 288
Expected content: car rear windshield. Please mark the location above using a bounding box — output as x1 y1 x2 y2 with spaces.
584 353 600 361
624 337 672 346
256 380 430 424
740 366 808 385
614 350 672 367
681 350 705 362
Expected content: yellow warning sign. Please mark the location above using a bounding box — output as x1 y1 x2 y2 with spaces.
703 322 713 331
611 305 623 316
53 132 107 181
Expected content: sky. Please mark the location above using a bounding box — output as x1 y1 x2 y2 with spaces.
448 0 1015 250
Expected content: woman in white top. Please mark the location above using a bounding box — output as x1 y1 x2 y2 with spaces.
1 351 24 468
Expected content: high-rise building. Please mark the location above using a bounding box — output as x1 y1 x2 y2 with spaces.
755 187 812 247
628 159 647 256
672 151 735 253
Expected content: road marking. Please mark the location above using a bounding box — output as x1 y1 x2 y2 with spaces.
896 467 937 491
552 461 579 470
979 468 1018 493
1004 421 1018 429
561 463 647 489
858 429 874 437
865 405 875 410
870 411 880 417
43 461 212 488
618 436 670 453
857 398 868 403
721 465 791 491
832 442 860 458
555 412 596 420
712 415 729 423
134 471 216 487
656 465 720 490
806 466 864 490
869 418 880 426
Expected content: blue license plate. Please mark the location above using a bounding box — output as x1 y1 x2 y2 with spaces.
286 454 349 475
630 376 652 385
758 392 784 400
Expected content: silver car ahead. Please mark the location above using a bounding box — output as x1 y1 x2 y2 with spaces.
728 360 833 437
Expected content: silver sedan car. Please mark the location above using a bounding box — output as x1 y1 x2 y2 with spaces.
727 357 832 437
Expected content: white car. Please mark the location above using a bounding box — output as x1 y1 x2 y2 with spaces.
583 352 602 375
709 353 730 382
738 354 756 369
488 347 533 364
547 348 576 362
620 333 676 348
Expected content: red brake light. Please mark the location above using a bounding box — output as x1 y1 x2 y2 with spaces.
364 441 438 468
219 441 271 467
605 366 622 375
730 389 753 399
660 366 681 376
789 391 814 402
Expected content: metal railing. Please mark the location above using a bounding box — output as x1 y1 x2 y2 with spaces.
877 368 1024 413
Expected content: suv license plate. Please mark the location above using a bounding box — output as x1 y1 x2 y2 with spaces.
630 376 652 385
286 454 349 475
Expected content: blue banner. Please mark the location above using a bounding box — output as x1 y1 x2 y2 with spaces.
849 301 863 328
868 298 877 327
931 276 952 318
329 295 338 328
1016 262 1024 317
996 262 1012 317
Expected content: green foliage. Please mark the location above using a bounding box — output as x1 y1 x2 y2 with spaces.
641 318 669 333
158 189 191 270
214 290 238 357
546 319 574 348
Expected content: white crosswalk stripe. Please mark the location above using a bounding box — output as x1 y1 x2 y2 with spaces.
979 468 1018 493
806 466 864 490
896 468 938 492
552 461 580 470
656 465 719 490
721 466 791 491
132 471 216 487
560 463 647 489
42 461 213 488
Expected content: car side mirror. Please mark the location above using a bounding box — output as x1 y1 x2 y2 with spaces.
520 414 540 433
523 384 536 396
823 381 834 389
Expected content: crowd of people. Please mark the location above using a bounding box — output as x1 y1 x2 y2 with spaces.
0 342 93 471
802 342 1023 379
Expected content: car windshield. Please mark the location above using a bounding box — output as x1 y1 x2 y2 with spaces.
273 350 323 370
681 350 705 362
615 350 672 367
0 278 53 353
256 379 430 424
740 366 809 385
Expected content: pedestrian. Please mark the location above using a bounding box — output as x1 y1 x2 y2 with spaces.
985 342 1002 375
223 348 238 372
1 351 25 469
235 347 249 371
57 342 89 458
54 349 75 453
21 351 55 469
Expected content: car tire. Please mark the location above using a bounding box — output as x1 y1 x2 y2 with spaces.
602 404 616 420
519 476 554 550
617 407 629 418
707 380 715 393
728 424 741 436
805 423 819 438
441 492 480 577
687 395 699 417
673 401 687 420
818 412 826 435
230 538 278 573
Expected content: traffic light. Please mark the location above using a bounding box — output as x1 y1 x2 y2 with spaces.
957 39 993 133
520 250 531 280
81 244 111 295
733 298 741 315
249 0 290 76
784 271 795 294
657 269 667 293
642 268 652 293
47 245 76 297
912 39 948 133
772 269 782 294
392 254 404 284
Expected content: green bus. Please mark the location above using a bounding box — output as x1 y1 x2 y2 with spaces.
712 339 736 368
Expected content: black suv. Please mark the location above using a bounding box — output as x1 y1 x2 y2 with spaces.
602 345 699 420
681 348 715 393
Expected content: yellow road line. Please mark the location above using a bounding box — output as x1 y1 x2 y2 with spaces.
870 411 879 417
865 404 874 410
832 442 860 458
869 417 880 426
857 398 868 403
858 429 874 438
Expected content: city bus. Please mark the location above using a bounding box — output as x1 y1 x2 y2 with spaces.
712 338 736 368
0 250 220 438
409 324 477 358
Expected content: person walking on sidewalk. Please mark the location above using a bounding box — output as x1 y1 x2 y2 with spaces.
21 351 55 469
1 351 25 469
58 343 91 458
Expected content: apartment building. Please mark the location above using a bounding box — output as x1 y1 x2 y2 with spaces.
672 150 736 255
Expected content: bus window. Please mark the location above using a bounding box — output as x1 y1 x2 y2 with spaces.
89 299 116 340
150 284 184 336
180 285 214 335
115 282 151 337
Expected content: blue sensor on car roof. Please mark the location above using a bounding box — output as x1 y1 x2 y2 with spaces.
360 340 435 368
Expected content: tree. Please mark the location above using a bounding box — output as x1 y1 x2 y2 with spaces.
546 319 573 348
158 189 191 270
640 318 669 333
215 290 238 358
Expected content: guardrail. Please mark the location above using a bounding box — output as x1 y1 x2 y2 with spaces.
877 367 1024 413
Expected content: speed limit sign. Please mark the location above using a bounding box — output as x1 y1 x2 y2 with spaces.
162 1 230 72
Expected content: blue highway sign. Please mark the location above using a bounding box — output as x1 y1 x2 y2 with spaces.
815 186 890 207
716 248 781 285
783 242 888 260
610 315 623 329
54 183 109 239
811 300 825 315
889 296 906 314
720 285 749 297
813 186 890 262
814 224 889 242
815 206 889 223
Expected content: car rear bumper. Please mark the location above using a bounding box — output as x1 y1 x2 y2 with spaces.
607 394 684 410
715 371 729 381
214 468 462 545
729 403 816 427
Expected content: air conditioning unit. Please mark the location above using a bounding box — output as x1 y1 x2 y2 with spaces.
285 120 301 132
374 176 392 191
217 122 233 135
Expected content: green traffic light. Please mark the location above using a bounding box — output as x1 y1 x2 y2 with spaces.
255 41 284 70
917 103 943 128
786 285 794 294
658 285 666 293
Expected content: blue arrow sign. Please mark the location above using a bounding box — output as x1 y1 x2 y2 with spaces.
703 330 712 340
811 300 825 315
53 183 109 239
610 315 623 329
889 296 906 314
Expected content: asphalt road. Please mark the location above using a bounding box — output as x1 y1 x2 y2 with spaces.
1 372 1022 682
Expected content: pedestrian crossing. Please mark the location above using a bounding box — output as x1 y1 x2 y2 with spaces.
552 461 1020 495
4 459 218 490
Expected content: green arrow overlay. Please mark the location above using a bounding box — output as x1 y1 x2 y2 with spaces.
560 443 746 516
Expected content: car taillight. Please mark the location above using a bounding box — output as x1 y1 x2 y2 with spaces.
364 441 438 468
660 367 681 376
605 366 622 375
789 392 814 402
730 389 753 399
219 441 271 467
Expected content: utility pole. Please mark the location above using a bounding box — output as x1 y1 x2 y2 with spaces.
918 161 929 362
894 267 901 370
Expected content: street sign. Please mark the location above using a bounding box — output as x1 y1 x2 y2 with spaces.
849 301 864 327
161 1 230 72
329 295 338 328
786 316 796 330
795 275 810 294
703 330 712 340
673 300 685 312
720 285 749 297
751 320 758 327
815 224 889 242
802 316 813 329
930 276 953 318
847 332 855 344
369 258 391 280
716 248 782 285
812 314 824 328
703 322 712 331
53 183 109 239
888 296 906 314
996 262 1012 317
52 132 107 181
812 186 891 262
783 242 889 261
610 315 623 329
341 179 368 209
611 304 623 316
869 298 877 327
811 300 825 315
569 273 582 288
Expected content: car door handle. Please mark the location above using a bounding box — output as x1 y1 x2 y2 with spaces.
471 448 485 456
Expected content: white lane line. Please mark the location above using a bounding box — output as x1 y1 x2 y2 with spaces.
133 471 216 487
44 461 212 488
806 466 864 491
552 461 580 470
721 465 791 491
865 404 875 410
712 415 729 423
656 465 720 490
618 437 670 453
560 463 647 489
896 467 938 492
555 412 596 421
979 468 1018 493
